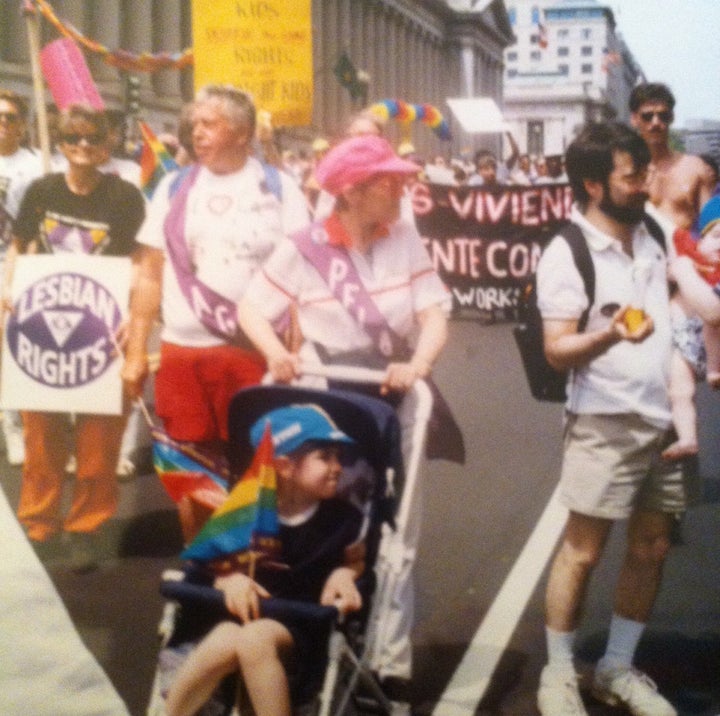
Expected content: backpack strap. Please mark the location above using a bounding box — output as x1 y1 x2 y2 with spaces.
556 214 664 333
261 163 283 202
168 164 195 199
641 212 667 251
557 222 595 332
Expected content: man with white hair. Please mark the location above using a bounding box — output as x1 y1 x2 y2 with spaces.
122 85 308 452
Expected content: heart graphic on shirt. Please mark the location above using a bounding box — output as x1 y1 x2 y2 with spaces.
207 195 233 214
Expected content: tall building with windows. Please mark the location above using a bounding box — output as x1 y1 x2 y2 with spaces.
502 0 642 157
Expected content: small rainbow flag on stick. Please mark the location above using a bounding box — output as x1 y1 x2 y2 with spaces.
181 423 283 575
138 120 178 199
151 427 230 543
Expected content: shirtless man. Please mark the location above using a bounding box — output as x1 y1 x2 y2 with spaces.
630 83 718 461
629 82 715 232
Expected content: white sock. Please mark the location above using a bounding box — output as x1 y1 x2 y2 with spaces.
597 614 645 672
545 626 576 670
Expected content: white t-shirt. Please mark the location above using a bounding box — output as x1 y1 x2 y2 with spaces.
0 146 43 228
0 148 43 283
537 205 673 426
245 216 451 363
138 157 309 346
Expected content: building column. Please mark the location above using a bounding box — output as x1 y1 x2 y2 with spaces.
88 0 120 101
122 0 153 105
152 0 182 100
2 3 30 63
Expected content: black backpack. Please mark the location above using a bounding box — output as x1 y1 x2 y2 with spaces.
513 215 665 402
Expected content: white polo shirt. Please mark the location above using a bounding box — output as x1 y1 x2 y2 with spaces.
537 205 673 426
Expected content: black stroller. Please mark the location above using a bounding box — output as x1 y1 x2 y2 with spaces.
146 366 433 715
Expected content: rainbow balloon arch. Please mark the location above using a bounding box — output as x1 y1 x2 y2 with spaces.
368 99 452 142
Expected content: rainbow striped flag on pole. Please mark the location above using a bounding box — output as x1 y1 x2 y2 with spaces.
181 423 282 570
138 120 178 199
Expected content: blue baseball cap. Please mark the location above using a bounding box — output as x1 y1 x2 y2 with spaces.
249 404 354 456
699 195 720 235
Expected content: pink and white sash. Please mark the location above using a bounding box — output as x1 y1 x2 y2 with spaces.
292 223 410 360
163 165 245 344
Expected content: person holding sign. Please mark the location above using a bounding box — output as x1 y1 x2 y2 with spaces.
122 85 309 452
238 134 453 703
4 104 145 571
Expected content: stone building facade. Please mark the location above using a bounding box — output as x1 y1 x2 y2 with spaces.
0 0 515 159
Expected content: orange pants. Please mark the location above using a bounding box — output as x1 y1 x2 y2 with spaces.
17 411 127 542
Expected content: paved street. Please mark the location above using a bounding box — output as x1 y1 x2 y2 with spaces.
2 320 719 715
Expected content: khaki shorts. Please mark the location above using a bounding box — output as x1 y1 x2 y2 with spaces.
558 412 697 519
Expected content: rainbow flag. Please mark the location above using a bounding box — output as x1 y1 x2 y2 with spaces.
181 423 282 566
152 427 229 503
138 120 178 199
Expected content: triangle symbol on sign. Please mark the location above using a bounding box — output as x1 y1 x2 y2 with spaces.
42 310 84 349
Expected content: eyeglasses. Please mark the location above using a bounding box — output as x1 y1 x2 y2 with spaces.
639 110 672 124
61 133 106 146
0 112 20 123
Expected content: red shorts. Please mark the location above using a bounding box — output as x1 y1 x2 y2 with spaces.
155 342 266 442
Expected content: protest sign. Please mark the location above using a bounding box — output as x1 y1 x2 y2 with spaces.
412 182 573 320
1 255 131 415
191 0 313 126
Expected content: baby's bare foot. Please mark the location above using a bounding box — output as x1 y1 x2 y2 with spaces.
662 439 699 461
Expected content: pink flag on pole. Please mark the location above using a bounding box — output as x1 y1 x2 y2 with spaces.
40 37 104 111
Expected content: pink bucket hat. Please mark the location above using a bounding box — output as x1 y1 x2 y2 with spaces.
315 135 421 196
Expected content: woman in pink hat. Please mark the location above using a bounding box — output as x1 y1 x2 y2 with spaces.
238 133 450 395
238 133 456 697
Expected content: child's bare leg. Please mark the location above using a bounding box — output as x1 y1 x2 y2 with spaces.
703 322 720 388
236 619 294 716
165 622 245 716
663 350 699 460
165 619 293 716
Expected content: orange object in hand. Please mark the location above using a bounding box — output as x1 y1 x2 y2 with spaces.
624 307 645 333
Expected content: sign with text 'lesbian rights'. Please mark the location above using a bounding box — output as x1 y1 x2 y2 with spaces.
1 255 130 415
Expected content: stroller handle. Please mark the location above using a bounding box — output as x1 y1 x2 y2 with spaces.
300 363 387 385
299 362 433 418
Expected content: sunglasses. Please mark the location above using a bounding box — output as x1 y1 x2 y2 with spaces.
0 112 20 123
61 133 106 146
639 110 672 124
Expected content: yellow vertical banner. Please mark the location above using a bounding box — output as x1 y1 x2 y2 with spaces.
192 0 313 127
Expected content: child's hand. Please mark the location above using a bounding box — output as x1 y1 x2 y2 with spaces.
214 572 270 624
320 567 362 614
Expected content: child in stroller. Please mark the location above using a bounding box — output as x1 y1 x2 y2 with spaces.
163 402 366 716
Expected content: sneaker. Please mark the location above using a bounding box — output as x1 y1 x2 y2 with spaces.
591 666 677 716
537 664 588 716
